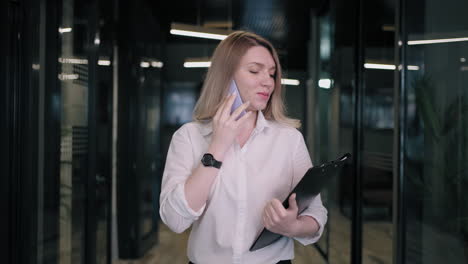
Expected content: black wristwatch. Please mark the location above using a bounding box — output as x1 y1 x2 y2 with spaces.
201 153 222 169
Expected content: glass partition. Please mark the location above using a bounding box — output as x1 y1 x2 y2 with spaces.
311 1 358 263
57 0 90 262
360 0 396 263
37 0 113 263
402 0 468 263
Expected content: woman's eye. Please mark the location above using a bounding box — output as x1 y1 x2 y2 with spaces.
249 70 258 74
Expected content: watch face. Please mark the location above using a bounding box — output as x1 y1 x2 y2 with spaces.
202 154 214 166
201 153 221 168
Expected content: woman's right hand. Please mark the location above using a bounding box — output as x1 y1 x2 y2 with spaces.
207 94 252 161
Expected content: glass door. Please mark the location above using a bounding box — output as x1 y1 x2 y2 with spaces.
57 0 92 262
314 0 396 263
311 1 358 263
399 0 468 263
360 0 396 263
36 0 112 263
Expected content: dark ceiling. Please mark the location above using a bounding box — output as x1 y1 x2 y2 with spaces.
146 0 396 70
148 0 330 70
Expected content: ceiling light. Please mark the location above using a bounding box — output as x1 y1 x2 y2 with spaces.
98 60 111 66
364 63 419 71
407 65 420 70
170 23 230 40
281 78 300 86
184 61 211 68
59 57 88 64
59 27 72 34
151 61 164 68
318 79 332 89
364 63 396 70
183 57 211 68
408 37 468 45
140 58 163 68
58 73 79 80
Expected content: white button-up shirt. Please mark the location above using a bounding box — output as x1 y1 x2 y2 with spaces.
159 111 328 264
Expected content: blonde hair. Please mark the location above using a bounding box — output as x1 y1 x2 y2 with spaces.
192 31 300 128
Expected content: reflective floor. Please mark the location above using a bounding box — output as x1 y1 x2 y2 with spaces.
115 207 392 264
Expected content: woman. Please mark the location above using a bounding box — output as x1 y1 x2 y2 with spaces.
159 31 327 264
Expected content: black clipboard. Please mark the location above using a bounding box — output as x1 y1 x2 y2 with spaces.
249 153 351 252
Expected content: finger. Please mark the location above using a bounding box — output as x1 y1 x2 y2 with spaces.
264 208 276 228
220 93 237 119
264 203 277 223
215 94 233 120
229 101 250 121
234 110 252 124
213 95 230 120
263 206 271 225
270 199 287 218
263 210 272 227
288 193 298 212
269 201 285 223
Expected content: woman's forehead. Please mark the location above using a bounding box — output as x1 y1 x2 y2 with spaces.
240 46 276 69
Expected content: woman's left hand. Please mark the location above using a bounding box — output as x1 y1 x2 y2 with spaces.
262 193 300 237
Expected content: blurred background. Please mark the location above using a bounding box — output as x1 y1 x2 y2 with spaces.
1 0 468 263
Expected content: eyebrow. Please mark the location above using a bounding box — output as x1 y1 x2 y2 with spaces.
247 62 276 71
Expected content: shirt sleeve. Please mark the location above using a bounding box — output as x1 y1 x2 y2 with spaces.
159 126 206 234
291 133 328 245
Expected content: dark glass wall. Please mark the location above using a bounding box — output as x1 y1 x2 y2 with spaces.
4 0 164 262
314 0 396 263
325 0 357 262
116 0 162 259
3 0 45 263
310 0 358 263
360 0 395 263
1 1 16 263
38 0 62 263
2 0 115 263
398 0 468 263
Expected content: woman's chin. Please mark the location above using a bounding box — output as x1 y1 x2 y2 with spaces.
247 106 263 112
247 102 267 112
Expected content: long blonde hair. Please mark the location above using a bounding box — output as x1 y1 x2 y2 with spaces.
192 31 300 128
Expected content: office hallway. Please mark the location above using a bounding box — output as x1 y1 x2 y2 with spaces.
116 207 392 264
3 0 468 263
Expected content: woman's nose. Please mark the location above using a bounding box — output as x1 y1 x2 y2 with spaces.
260 72 274 87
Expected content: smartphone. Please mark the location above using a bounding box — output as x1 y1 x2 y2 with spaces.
228 80 247 119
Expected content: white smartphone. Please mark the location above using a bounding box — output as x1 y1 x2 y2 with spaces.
228 80 247 119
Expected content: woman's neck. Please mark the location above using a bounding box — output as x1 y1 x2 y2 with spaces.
236 110 257 147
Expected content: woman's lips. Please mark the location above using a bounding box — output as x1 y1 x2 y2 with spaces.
257 92 269 100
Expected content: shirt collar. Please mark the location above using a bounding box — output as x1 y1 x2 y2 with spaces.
198 110 271 136
255 110 270 133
